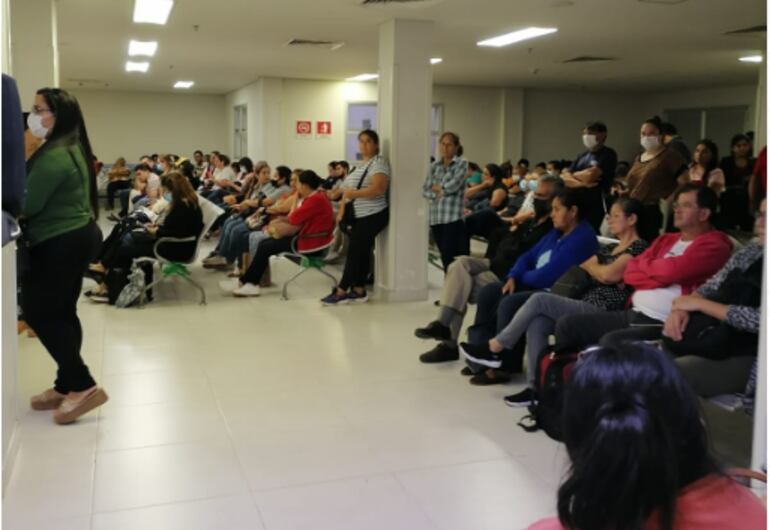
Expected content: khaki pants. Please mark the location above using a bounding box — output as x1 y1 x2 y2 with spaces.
440 256 499 315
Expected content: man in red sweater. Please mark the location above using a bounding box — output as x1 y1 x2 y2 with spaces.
554 184 732 350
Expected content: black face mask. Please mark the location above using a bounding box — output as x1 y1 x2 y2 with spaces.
533 198 551 219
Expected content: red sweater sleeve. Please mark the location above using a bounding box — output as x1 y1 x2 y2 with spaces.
624 232 732 292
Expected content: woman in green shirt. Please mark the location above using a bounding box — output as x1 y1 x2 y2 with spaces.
22 88 108 424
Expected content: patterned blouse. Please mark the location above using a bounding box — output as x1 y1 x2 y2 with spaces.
582 239 650 310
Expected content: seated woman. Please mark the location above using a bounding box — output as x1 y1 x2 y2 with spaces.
105 157 132 211
464 163 507 213
203 165 291 268
528 342 766 530
459 188 598 385
461 198 648 405
86 172 203 302
663 198 764 399
231 170 334 297
678 139 725 195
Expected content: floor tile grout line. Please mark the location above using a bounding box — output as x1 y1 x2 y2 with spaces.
89 491 248 518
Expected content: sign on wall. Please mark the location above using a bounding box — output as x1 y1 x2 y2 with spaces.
296 120 312 138
316 121 332 138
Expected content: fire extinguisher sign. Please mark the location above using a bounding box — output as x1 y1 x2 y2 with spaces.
296 120 312 137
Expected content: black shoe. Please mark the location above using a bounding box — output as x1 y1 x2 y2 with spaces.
433 299 440 307
414 321 451 340
460 366 474 376
469 368 511 386
503 388 536 408
419 343 459 363
460 342 502 369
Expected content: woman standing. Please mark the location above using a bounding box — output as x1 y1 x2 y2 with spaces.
679 140 725 194
22 87 107 424
626 116 687 240
422 132 469 271
720 133 756 230
322 129 390 305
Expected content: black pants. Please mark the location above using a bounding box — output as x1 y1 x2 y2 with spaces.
102 231 158 270
431 220 469 272
241 236 293 285
107 180 132 209
639 203 664 242
21 221 102 394
580 188 606 234
555 309 663 352
340 210 388 290
464 209 504 239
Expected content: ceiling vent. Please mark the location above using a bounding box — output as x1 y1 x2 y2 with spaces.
67 78 109 87
637 0 687 4
724 25 767 35
562 56 616 63
286 39 344 51
358 0 444 7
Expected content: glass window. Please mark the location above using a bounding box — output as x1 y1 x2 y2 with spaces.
234 105 247 158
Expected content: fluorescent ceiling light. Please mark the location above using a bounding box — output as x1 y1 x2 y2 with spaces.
133 0 174 25
128 40 158 57
739 55 763 63
125 61 150 73
430 57 443 65
477 27 558 48
346 73 378 82
174 81 194 89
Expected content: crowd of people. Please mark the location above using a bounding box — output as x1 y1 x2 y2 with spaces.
16 84 767 529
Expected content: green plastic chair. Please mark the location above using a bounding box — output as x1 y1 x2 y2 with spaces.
278 234 337 300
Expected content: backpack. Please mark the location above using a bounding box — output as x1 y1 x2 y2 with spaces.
115 262 147 308
517 347 583 441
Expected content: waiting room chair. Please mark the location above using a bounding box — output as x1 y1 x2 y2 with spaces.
134 196 224 305
278 233 337 300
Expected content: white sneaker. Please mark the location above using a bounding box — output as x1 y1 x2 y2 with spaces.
219 279 240 292
233 283 261 297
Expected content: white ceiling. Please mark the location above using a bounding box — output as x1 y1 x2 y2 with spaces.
56 0 766 95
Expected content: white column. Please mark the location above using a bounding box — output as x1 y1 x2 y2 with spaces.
375 19 433 302
9 0 59 109
754 66 766 149
2 0 11 74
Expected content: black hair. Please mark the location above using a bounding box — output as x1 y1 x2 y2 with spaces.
299 169 323 189
611 197 645 238
336 160 350 172
552 188 584 219
535 162 546 170
499 161 513 179
151 153 158 159
440 131 464 157
660 122 678 136
517 158 530 167
140 154 151 161
540 174 561 188
694 139 719 178
134 163 152 173
358 129 379 146
674 183 719 220
31 88 99 217
584 121 607 133
485 163 505 184
194 150 203 156
468 162 481 173
275 165 292 184
558 343 715 530
547 160 562 171
643 115 663 134
218 154 231 166
730 133 751 149
238 157 254 174
328 160 337 167
178 159 195 180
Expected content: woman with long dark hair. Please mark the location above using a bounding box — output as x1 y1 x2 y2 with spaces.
529 342 765 530
678 139 725 194
22 87 107 424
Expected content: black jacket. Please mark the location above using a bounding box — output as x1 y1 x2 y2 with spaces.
488 218 553 280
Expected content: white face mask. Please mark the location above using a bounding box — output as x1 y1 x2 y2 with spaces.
641 135 661 151
27 112 50 139
582 134 598 149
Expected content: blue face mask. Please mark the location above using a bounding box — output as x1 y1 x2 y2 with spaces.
163 192 172 202
527 179 539 192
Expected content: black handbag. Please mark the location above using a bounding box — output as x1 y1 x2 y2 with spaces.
340 162 372 236
551 265 594 299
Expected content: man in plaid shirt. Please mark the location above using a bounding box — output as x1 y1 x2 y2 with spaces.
423 132 470 271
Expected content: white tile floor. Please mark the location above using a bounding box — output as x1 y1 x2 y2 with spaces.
6 236 567 530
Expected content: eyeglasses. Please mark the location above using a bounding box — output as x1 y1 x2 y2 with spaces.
31 106 53 115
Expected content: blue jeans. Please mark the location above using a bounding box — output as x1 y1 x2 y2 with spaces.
466 281 537 372
494 293 603 386
217 217 250 264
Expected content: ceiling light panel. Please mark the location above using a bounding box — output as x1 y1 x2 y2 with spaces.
128 40 158 57
133 0 174 25
346 73 379 81
125 61 150 73
430 57 443 64
477 27 557 48
739 55 763 63
174 81 195 88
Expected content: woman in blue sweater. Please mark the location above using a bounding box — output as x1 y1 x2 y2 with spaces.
460 188 598 384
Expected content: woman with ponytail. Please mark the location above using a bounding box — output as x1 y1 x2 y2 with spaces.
22 88 108 424
529 342 765 530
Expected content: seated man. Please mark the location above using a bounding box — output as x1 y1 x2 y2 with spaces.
553 184 732 352
458 188 599 384
231 170 334 297
664 198 764 399
415 177 561 363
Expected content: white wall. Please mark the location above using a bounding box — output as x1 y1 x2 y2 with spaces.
70 89 227 163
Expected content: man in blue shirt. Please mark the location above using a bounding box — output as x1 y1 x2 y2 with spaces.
562 121 617 233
